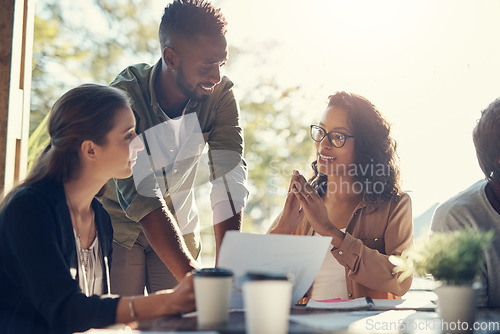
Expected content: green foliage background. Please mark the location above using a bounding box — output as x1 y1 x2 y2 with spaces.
30 0 315 264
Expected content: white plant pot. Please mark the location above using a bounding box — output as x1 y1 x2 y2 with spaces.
434 285 476 334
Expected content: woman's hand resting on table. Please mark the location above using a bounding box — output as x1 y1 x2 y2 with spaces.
157 271 196 315
115 272 196 324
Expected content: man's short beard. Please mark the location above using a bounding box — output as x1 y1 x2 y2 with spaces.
176 64 209 102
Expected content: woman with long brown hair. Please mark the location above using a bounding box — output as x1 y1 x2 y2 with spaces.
0 84 195 334
270 91 413 302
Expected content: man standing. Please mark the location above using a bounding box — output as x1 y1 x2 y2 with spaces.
431 97 500 307
100 0 248 295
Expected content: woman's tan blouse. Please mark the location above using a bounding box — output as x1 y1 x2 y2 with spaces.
274 193 413 301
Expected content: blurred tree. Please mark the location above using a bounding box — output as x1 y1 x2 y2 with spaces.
238 82 314 233
30 0 159 168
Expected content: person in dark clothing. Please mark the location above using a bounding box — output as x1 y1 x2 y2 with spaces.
0 84 195 334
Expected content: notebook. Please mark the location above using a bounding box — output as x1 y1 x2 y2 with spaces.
307 296 436 311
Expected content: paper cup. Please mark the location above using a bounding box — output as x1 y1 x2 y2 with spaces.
243 272 293 334
194 268 233 329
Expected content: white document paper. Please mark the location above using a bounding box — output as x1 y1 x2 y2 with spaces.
289 310 419 332
289 311 382 332
307 297 373 310
371 298 436 311
217 231 332 309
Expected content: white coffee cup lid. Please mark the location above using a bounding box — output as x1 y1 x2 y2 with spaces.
243 272 291 281
194 267 233 277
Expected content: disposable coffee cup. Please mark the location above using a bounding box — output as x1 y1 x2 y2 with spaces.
194 267 233 329
242 272 293 334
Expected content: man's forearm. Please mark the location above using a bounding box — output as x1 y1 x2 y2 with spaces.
213 203 242 262
140 207 196 280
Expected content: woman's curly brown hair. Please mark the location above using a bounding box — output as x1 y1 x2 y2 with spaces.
310 91 402 207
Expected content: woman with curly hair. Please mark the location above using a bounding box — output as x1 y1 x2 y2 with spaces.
269 91 413 301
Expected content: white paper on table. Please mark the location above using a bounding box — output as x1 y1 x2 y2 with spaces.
290 310 419 332
371 298 436 311
289 311 382 332
217 231 332 309
307 297 373 310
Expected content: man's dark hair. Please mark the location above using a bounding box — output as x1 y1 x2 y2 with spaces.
473 97 500 181
159 0 227 49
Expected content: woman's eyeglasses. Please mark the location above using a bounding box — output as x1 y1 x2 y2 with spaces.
310 125 354 148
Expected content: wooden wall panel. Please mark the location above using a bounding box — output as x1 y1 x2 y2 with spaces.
0 0 34 196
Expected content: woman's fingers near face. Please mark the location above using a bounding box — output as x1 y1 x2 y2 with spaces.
290 175 303 195
292 171 305 186
293 184 315 203
303 182 317 199
291 172 316 200
288 174 297 192
284 190 299 210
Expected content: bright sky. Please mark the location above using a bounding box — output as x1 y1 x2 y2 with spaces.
214 0 500 217
58 0 500 219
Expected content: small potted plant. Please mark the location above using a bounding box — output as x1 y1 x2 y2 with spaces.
390 228 493 334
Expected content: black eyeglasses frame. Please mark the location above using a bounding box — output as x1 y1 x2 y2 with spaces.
309 125 355 148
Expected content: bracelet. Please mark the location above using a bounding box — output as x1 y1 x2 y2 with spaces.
129 296 137 319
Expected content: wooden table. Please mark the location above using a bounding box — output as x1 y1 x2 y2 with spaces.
136 307 500 333
138 308 329 333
